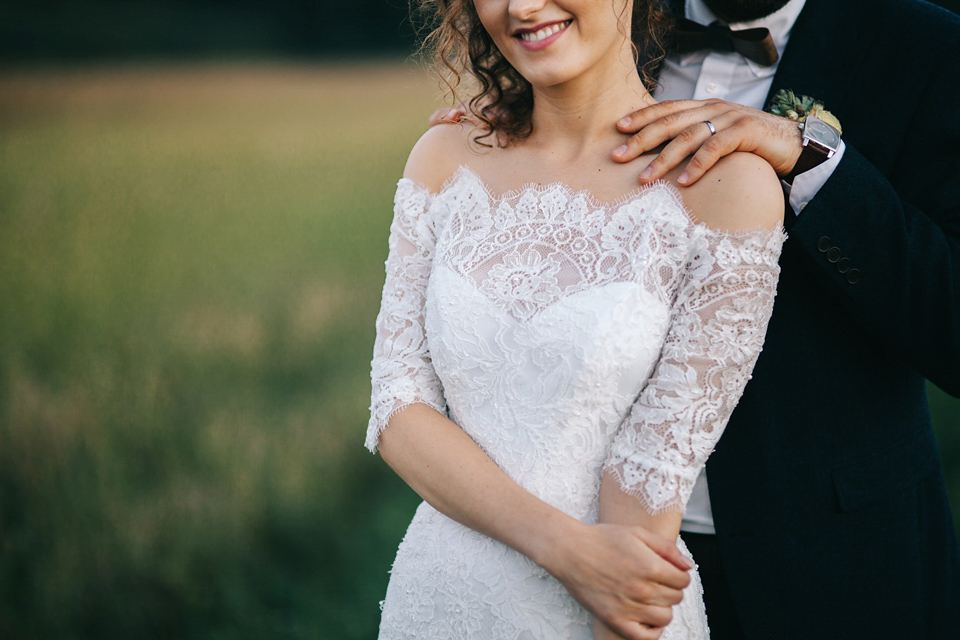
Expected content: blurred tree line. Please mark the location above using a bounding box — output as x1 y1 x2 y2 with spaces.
2 0 957 61
0 0 417 60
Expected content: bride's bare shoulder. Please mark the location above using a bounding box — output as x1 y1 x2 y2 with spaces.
678 152 784 232
403 121 484 192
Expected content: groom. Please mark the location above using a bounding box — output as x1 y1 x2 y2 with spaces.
609 0 960 638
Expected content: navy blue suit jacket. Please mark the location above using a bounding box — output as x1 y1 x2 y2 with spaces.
701 0 960 636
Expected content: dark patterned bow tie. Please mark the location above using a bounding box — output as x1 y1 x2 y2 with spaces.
674 18 779 66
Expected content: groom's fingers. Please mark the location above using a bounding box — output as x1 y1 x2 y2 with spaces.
427 107 465 127
613 99 728 161
637 111 741 184
616 99 723 136
613 99 807 184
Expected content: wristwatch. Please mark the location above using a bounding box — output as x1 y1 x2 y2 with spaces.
784 115 842 183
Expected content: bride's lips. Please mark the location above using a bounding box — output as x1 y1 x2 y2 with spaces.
512 19 572 52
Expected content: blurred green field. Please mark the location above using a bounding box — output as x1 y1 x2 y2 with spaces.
1 61 958 640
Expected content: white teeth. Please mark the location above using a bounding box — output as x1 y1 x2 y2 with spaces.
520 20 571 42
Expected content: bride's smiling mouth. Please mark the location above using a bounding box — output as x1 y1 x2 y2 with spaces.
512 19 573 51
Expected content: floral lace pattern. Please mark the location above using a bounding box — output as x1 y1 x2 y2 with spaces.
368 168 784 638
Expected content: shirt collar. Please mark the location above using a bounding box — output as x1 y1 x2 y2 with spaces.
680 0 807 74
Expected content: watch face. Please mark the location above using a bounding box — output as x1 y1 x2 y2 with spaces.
806 117 841 149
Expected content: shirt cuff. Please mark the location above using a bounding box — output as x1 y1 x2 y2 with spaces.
782 139 846 215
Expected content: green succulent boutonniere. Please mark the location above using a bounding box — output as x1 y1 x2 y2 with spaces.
767 89 842 133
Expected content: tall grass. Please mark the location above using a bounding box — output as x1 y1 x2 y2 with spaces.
0 61 958 640
0 61 437 640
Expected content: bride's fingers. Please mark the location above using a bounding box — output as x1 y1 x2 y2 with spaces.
604 615 668 640
633 602 674 629
616 564 684 607
632 582 685 608
632 527 695 580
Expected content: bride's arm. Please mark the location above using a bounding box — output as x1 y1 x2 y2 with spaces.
598 473 683 538
596 154 786 639
377 404 693 640
593 476 684 640
380 404 575 564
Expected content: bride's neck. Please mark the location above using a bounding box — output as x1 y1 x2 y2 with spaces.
526 67 654 161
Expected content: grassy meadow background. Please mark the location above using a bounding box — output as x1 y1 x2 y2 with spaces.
1 59 959 639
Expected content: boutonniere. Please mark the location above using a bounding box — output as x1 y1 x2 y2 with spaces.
767 89 842 133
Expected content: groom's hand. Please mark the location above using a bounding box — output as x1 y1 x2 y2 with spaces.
545 522 693 640
428 106 467 127
613 99 804 185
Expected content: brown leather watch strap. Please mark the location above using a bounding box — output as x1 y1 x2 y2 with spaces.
784 140 829 184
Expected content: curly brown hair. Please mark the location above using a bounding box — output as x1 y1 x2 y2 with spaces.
415 0 674 147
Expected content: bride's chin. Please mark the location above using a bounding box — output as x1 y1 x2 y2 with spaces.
520 68 580 91
512 58 596 91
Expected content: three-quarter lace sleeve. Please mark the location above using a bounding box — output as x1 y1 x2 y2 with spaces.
365 180 448 453
604 225 785 514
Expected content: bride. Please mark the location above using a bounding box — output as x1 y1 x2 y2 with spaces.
365 0 784 638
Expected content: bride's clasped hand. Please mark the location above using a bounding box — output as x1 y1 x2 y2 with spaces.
365 1 784 638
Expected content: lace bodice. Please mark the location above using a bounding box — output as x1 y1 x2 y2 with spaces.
366 168 783 639
367 167 783 516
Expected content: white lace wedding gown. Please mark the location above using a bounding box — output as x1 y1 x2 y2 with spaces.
366 167 784 639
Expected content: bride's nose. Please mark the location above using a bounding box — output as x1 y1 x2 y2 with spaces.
508 0 549 21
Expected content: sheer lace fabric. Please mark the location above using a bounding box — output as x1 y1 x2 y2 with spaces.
367 168 784 638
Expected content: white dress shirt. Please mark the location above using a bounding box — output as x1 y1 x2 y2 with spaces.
654 0 845 534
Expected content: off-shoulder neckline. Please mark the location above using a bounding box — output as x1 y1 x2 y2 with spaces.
399 165 687 212
397 166 785 239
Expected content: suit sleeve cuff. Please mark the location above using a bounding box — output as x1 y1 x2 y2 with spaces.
783 140 846 216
